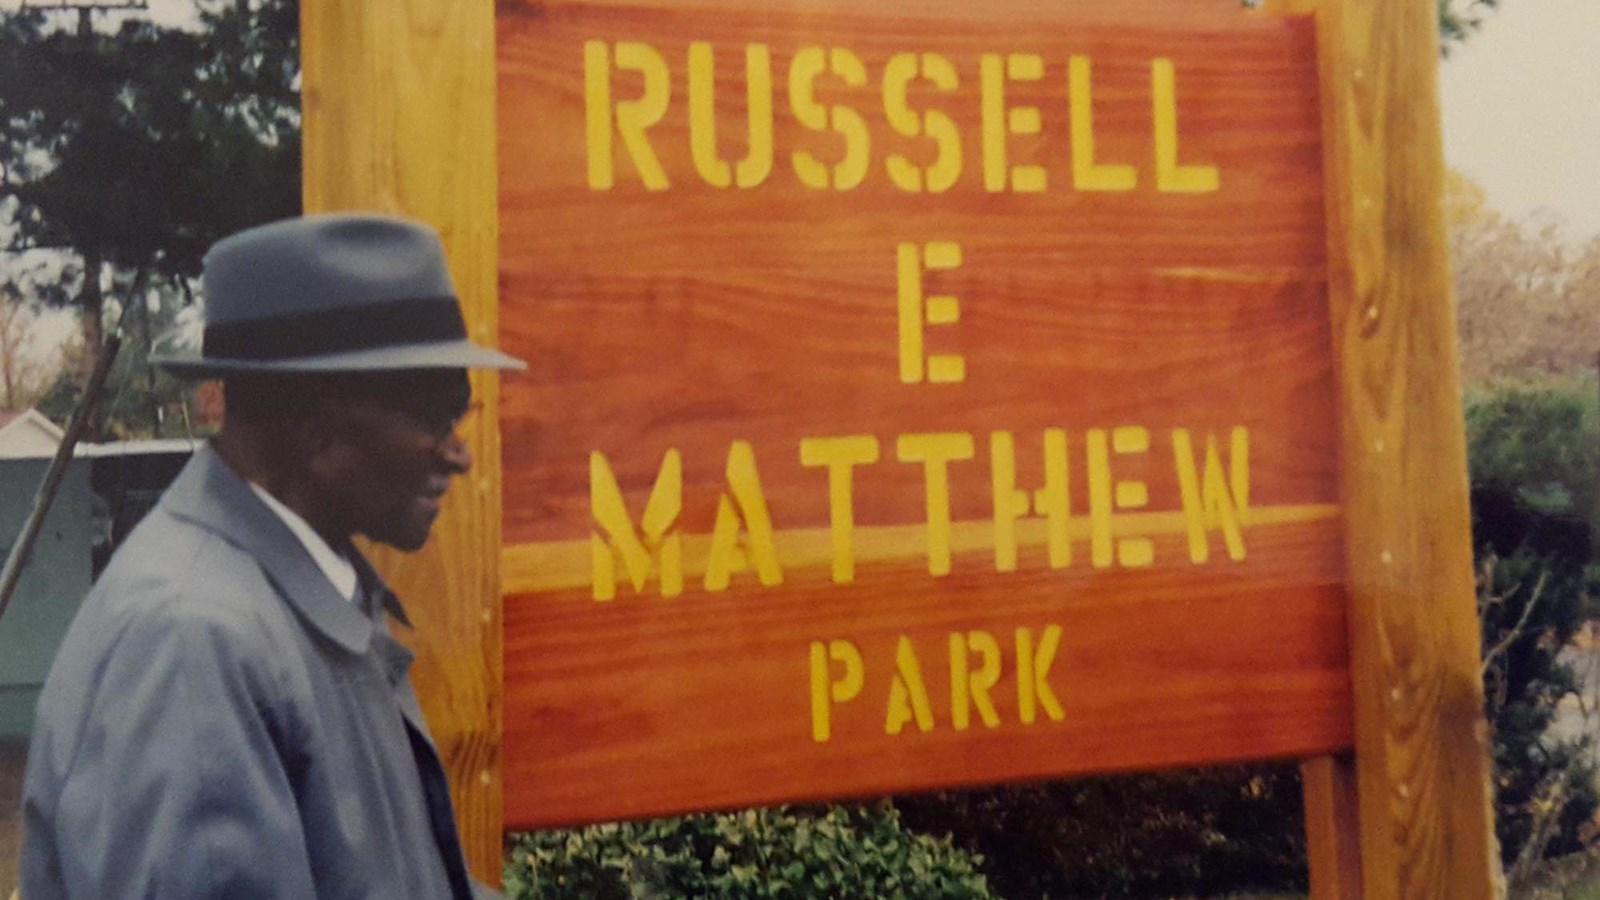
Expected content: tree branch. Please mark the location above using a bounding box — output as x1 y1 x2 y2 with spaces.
1481 566 1551 682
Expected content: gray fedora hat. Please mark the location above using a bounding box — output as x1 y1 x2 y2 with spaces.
152 213 526 376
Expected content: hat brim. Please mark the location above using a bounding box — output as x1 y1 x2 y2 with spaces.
151 339 527 378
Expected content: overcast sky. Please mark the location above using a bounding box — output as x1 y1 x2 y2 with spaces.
1438 0 1600 239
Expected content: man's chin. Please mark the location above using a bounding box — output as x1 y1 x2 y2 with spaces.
389 534 432 553
362 523 434 553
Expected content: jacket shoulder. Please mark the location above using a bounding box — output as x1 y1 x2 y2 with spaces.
93 504 282 625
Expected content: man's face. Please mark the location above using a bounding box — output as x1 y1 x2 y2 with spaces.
313 369 474 551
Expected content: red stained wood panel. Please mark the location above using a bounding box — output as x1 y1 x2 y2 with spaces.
497 0 1347 828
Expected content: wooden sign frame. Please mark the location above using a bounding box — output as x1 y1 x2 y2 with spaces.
299 0 1495 895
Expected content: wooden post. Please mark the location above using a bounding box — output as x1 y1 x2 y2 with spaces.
1283 0 1499 895
300 0 504 883
1302 754 1363 899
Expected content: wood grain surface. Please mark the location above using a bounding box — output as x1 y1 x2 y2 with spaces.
497 0 1355 827
301 0 505 881
1303 753 1363 899
1287 0 1499 896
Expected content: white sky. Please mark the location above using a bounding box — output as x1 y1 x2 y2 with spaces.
1438 0 1600 239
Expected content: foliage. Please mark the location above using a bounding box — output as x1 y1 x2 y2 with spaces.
0 0 299 436
1466 376 1600 538
504 804 994 899
895 766 1306 898
1438 0 1500 51
33 285 200 439
504 768 1304 898
0 1 300 278
1448 172 1600 384
1467 380 1600 877
1479 551 1599 879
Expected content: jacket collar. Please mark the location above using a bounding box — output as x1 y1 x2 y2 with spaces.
159 443 412 654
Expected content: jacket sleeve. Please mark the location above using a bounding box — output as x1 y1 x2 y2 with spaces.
31 605 316 899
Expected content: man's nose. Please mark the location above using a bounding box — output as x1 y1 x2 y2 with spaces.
440 432 473 474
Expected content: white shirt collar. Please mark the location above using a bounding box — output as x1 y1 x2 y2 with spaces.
248 481 359 603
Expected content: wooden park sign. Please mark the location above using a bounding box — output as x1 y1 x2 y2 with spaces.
301 0 1497 895
498 0 1350 822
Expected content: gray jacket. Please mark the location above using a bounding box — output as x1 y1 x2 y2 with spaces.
21 445 497 899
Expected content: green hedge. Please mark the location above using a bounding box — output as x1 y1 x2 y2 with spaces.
1465 375 1599 532
505 804 995 899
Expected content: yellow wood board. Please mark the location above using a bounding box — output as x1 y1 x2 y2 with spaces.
301 0 505 882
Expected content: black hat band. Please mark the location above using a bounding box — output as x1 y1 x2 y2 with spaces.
202 296 467 361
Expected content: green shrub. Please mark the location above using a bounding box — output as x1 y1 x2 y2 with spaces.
895 765 1306 898
1479 549 1598 878
1466 377 1600 875
1465 376 1599 532
504 804 995 899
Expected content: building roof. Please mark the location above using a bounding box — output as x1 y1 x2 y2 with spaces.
0 409 199 461
77 438 201 457
0 409 66 459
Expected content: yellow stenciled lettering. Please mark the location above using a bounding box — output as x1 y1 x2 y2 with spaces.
1069 55 1136 191
809 639 864 742
589 449 682 600
789 48 829 188
1016 625 1066 725
883 54 919 190
979 53 1045 193
704 440 784 591
799 436 881 584
885 636 934 735
789 46 870 191
950 630 1002 730
1112 427 1153 567
897 432 975 576
1151 58 1218 193
584 42 671 191
1086 427 1152 568
688 42 774 189
897 244 922 382
896 241 964 384
1173 427 1250 562
883 52 962 193
1086 430 1113 567
584 41 614 190
991 429 1071 572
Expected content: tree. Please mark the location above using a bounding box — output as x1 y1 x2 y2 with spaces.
0 0 299 435
1439 0 1500 51
1466 379 1600 879
1448 171 1600 384
0 287 63 409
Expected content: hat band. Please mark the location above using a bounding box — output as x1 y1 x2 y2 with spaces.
202 296 466 361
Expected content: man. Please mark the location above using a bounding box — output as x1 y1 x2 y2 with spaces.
19 214 524 899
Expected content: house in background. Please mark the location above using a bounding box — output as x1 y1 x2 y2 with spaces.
0 410 195 736
0 409 64 459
